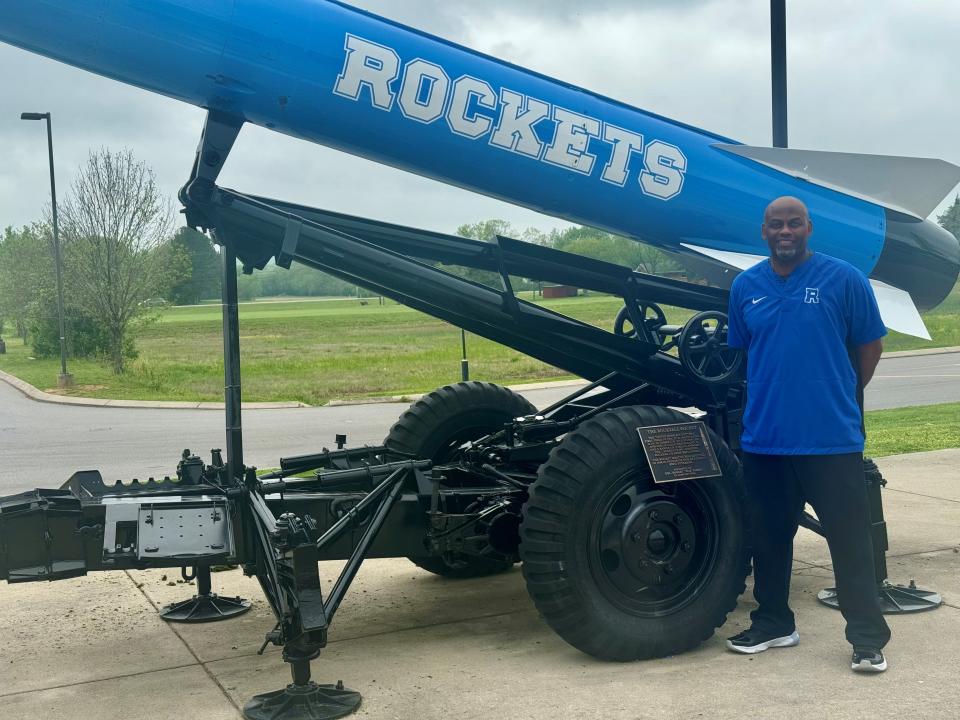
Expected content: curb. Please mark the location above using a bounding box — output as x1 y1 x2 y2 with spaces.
0 368 308 410
2 346 957 410
881 346 960 358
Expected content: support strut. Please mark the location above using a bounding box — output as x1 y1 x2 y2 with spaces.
817 458 941 614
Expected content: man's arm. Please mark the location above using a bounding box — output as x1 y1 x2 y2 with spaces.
726 280 748 349
857 338 883 386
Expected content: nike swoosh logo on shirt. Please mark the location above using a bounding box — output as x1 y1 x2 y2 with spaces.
751 296 767 304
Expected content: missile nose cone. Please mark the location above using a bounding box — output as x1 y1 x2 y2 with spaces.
873 210 960 312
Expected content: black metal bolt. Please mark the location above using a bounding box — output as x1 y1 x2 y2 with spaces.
631 531 642 542
681 542 691 552
674 514 684 525
649 510 659 520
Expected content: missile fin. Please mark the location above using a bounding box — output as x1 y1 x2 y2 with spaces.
680 243 931 339
868 279 931 340
679 243 765 271
714 145 960 219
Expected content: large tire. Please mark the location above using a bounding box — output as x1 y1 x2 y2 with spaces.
520 405 749 660
384 381 537 578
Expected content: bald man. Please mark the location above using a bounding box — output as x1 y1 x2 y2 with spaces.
724 196 891 672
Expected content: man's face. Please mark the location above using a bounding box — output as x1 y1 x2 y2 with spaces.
762 199 812 263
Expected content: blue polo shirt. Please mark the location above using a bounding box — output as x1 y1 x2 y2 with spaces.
727 253 886 455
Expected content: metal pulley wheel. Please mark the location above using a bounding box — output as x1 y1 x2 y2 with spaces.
614 301 668 348
678 311 744 384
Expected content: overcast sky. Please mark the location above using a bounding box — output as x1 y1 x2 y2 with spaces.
2 0 958 237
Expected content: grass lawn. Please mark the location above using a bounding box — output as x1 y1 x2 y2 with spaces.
0 294 652 404
864 402 960 457
0 282 957 404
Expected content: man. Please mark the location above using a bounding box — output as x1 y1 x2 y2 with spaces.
724 195 891 672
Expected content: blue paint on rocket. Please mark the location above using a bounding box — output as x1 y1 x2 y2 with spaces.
0 0 888 273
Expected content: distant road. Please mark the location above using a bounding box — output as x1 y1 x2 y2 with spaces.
1 353 957 495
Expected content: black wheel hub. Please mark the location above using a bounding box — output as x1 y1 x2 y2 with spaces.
617 499 697 587
591 478 718 616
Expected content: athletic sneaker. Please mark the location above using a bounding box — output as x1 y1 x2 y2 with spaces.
851 648 887 673
726 628 800 654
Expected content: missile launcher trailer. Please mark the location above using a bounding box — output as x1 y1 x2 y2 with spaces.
0 112 761 720
3 106 943 719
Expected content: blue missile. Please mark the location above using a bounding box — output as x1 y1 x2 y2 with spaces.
2 0 958 338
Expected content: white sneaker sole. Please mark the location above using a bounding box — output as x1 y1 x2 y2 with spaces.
852 657 887 672
726 631 800 654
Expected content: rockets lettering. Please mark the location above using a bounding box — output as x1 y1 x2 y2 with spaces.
333 34 688 201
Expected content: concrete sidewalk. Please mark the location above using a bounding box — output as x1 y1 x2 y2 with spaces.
1 449 957 720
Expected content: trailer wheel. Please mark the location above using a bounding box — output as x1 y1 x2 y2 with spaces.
384 381 537 578
520 405 749 660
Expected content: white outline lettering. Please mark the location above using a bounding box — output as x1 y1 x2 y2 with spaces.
640 140 687 200
600 124 645 186
489 89 550 158
446 75 497 139
543 107 601 175
333 34 399 111
398 58 450 124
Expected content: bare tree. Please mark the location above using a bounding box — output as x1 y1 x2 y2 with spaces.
59 148 175 373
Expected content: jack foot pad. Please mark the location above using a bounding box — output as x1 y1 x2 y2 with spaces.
818 581 942 614
243 680 361 720
160 593 252 623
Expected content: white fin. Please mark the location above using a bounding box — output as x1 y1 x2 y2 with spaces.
713 145 960 220
680 243 931 340
679 243 765 271
868 279 931 340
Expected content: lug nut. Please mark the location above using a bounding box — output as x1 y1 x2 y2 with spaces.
631 532 642 542
674 514 684 525
649 510 659 520
681 542 691 552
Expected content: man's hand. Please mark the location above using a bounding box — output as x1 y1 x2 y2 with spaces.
857 338 883 386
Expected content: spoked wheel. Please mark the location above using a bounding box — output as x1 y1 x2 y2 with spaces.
614 302 668 347
520 405 749 660
384 381 536 578
678 311 744 384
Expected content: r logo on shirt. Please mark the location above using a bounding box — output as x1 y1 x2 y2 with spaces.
804 287 820 304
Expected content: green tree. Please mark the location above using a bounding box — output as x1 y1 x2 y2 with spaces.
166 227 220 305
547 225 679 274
0 223 54 342
451 219 516 288
938 195 960 239
58 148 177 373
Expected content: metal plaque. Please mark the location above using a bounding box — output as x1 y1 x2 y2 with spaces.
637 421 722 484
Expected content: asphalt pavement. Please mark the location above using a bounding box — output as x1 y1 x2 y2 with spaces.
1 351 958 494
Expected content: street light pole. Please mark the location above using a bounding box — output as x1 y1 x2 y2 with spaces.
460 328 469 381
770 0 788 148
21 111 72 387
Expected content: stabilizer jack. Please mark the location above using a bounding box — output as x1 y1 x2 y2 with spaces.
813 458 942 614
243 651 361 720
160 565 252 623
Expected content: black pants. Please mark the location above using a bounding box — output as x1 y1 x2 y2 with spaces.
743 451 891 650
